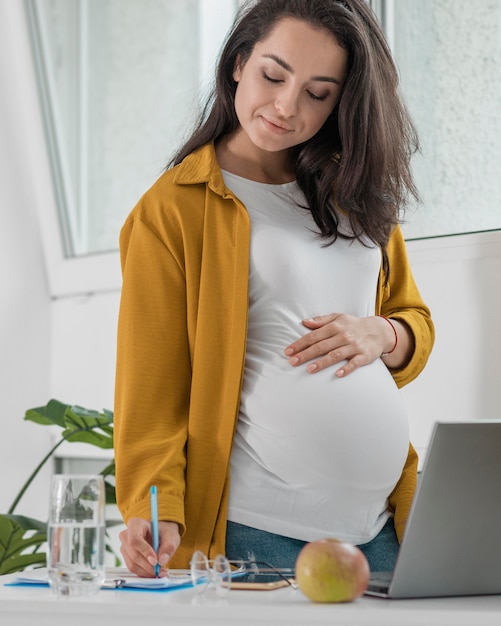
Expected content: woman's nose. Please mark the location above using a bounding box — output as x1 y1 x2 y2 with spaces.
274 87 299 118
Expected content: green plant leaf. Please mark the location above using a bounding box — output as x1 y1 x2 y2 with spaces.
10 403 113 515
62 428 114 448
1 552 47 575
24 398 71 427
25 401 114 445
101 460 116 477
0 515 47 575
104 480 117 506
5 515 46 533
6 399 120 572
71 405 112 419
61 405 114 449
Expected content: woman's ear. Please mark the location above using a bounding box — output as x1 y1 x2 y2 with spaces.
233 54 242 82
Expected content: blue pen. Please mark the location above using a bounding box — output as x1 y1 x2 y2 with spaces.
150 485 160 577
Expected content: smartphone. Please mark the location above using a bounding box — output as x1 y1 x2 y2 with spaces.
228 568 295 590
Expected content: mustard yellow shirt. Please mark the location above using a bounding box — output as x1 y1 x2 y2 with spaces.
114 143 434 568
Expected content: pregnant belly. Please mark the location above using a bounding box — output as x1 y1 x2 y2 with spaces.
238 357 410 492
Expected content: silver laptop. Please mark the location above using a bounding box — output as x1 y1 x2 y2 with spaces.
365 420 501 599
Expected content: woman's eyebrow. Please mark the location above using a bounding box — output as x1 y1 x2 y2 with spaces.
262 53 342 85
263 53 294 73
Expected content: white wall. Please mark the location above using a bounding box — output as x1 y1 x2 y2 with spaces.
1 0 500 527
403 233 501 461
0 0 120 520
0 0 52 520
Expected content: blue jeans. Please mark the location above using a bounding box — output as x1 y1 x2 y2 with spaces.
225 517 399 572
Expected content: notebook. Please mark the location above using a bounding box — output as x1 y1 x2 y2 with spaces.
365 420 501 599
8 568 194 591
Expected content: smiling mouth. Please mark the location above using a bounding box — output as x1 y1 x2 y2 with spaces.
261 116 293 134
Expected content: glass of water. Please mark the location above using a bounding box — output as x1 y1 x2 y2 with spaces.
47 474 106 596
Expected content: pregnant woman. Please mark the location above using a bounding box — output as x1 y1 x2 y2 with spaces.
114 0 434 576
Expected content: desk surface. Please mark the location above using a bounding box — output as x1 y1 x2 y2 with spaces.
1 575 501 626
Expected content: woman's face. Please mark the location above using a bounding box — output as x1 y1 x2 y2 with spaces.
232 17 347 156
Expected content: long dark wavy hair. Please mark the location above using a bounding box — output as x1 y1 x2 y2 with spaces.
169 0 419 277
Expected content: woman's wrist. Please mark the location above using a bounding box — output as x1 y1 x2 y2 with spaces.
376 315 398 356
378 316 415 369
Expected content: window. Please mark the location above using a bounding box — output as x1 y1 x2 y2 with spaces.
26 0 239 295
373 0 501 240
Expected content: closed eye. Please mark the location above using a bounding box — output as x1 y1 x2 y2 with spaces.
262 71 283 84
307 90 329 102
263 71 330 102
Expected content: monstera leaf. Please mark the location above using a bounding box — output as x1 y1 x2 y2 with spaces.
9 400 115 516
0 515 47 575
25 399 114 449
1 399 118 573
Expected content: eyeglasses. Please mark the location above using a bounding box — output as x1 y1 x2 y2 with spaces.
189 551 296 595
190 551 240 596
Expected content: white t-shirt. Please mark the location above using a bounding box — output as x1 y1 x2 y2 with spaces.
223 171 409 545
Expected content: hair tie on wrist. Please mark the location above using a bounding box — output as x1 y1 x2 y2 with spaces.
377 315 398 356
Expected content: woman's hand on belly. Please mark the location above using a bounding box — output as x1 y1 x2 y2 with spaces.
284 313 413 377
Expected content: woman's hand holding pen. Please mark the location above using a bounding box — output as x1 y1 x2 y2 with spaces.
284 313 414 376
119 518 181 578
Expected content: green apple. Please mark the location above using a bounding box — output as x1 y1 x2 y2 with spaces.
295 538 370 603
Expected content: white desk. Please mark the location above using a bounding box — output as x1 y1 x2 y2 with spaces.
1 575 501 626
